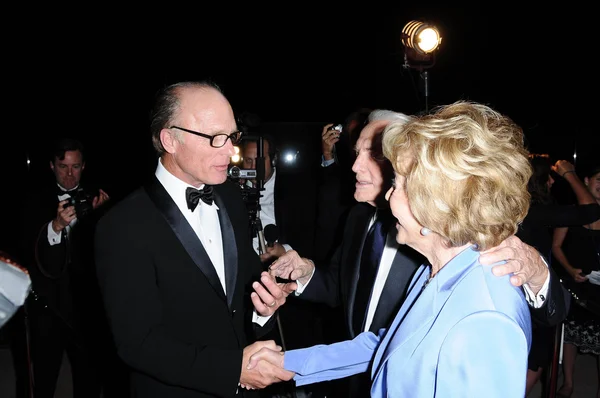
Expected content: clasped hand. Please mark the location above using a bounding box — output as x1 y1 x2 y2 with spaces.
239 340 294 390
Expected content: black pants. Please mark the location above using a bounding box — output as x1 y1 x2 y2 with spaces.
28 304 101 398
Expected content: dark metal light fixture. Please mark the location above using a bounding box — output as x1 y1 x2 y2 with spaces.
401 20 442 111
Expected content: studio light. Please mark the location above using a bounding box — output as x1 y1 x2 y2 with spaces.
401 20 442 55
401 20 442 112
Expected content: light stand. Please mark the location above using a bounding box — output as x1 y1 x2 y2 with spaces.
401 20 442 112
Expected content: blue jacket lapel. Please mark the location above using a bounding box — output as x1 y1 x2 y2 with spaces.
372 247 481 386
144 177 227 304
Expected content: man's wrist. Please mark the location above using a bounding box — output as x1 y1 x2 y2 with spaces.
298 259 315 285
51 219 63 233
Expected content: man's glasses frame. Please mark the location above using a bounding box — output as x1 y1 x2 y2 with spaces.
169 125 242 148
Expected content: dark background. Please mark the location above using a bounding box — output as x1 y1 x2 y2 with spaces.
2 5 598 255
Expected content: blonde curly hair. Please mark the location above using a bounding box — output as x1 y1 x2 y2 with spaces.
382 101 532 250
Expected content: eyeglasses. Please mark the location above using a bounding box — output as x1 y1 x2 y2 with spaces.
169 126 242 148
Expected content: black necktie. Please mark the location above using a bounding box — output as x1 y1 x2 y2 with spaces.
352 212 389 336
186 186 214 211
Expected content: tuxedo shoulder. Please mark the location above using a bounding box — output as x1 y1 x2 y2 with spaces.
213 180 244 198
348 202 375 219
97 187 150 224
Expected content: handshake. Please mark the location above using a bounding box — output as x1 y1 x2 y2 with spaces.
240 250 316 390
239 340 293 390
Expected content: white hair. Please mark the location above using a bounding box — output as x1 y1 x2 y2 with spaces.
368 109 412 125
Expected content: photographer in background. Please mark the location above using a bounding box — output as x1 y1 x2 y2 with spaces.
240 135 290 262
314 108 371 266
14 137 126 398
239 133 327 397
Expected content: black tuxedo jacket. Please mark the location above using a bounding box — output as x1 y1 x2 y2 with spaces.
94 177 272 398
19 182 103 327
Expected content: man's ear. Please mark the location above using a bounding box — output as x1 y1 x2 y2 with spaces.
160 128 178 154
49 160 55 171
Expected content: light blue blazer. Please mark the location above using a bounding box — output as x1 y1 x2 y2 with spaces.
285 246 532 397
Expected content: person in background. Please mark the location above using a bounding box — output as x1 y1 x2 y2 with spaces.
552 163 600 398
517 156 598 396
266 107 562 398
250 101 537 397
313 108 371 266
94 81 294 398
17 137 117 398
239 134 328 397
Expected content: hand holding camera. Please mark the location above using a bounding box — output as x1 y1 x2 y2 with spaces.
52 199 77 233
53 188 110 232
321 123 343 160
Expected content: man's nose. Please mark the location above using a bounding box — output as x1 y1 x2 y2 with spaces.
351 157 362 173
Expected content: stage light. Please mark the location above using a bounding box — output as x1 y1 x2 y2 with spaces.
401 20 442 112
401 20 442 55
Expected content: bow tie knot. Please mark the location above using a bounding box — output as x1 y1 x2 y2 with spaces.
186 186 214 211
57 187 79 197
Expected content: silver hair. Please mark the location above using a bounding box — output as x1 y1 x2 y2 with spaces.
368 109 412 124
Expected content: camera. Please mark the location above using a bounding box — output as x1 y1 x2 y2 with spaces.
62 187 95 218
329 124 343 132
227 165 258 179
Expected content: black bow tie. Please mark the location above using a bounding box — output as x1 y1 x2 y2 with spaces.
57 187 78 197
186 186 214 211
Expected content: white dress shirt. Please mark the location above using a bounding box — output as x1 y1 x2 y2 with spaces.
155 160 226 294
249 168 292 254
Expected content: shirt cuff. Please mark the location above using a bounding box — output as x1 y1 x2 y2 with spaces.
321 157 335 168
47 222 62 246
282 244 293 253
294 263 316 296
252 310 273 326
522 259 551 308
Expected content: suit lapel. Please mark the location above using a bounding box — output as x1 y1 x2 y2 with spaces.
213 188 237 309
144 177 226 303
346 205 376 338
369 245 422 333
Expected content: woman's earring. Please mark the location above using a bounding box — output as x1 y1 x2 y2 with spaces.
420 227 431 236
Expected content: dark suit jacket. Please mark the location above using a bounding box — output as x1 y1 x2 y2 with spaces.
94 177 273 398
19 182 104 331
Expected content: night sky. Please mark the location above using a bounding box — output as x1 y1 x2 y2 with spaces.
2 5 598 251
